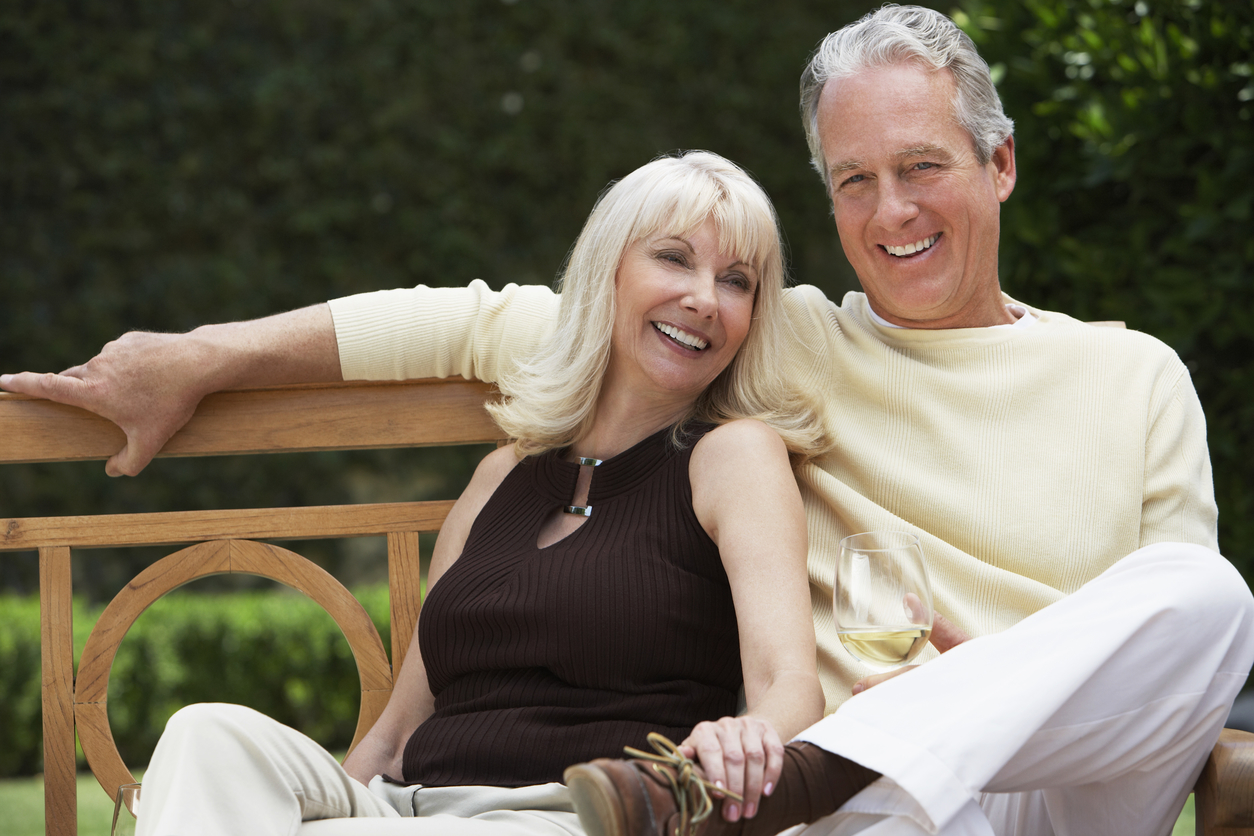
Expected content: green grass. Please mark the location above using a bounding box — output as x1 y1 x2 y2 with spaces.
0 770 141 836
0 771 1197 835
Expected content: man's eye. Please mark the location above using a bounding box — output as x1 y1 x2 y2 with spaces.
841 174 866 186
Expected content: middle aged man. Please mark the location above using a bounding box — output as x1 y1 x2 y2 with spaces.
3 5 1251 835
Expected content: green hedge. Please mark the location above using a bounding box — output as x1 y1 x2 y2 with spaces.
2 3 1250 611
958 0 1254 573
0 587 391 779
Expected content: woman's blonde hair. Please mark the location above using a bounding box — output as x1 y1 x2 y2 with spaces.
487 150 831 461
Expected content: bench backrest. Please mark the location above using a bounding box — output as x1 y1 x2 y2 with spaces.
0 378 501 836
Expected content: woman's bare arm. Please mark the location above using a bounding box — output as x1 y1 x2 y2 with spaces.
688 419 824 823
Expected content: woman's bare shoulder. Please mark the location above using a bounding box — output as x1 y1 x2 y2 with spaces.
692 418 788 467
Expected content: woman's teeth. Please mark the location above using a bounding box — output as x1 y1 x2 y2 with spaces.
654 322 708 350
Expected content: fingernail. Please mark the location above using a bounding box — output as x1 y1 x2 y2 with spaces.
852 683 864 696
0 374 11 386
727 804 740 822
715 780 725 791
763 782 774 796
744 802 757 818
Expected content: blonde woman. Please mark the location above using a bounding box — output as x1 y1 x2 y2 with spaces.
135 152 827 836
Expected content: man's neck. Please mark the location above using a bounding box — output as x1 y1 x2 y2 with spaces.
866 300 1032 331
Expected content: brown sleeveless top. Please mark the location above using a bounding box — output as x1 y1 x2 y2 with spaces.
402 424 741 787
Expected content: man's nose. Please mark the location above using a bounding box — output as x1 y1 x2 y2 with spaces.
873 179 921 229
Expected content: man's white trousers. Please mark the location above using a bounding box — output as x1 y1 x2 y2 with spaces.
793 542 1254 836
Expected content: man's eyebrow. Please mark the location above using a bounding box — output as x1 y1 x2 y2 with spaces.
830 159 867 176
830 145 952 176
900 144 947 158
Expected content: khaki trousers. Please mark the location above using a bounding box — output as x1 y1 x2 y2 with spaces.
135 702 584 836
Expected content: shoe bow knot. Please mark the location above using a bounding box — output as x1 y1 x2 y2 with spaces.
622 732 743 836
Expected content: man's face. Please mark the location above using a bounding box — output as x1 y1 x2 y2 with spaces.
817 62 1017 329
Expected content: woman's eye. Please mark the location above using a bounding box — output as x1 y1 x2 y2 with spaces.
657 251 687 266
723 274 753 292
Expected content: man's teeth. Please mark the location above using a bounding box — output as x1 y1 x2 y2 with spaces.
654 323 708 350
885 234 939 257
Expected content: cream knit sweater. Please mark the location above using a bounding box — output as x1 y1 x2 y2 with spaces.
329 281 1218 711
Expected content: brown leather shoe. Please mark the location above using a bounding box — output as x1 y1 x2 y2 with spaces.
565 734 729 836
564 733 879 836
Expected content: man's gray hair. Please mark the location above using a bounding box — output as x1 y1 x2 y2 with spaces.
800 4 1014 189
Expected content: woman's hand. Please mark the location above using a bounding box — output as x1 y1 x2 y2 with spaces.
679 715 783 823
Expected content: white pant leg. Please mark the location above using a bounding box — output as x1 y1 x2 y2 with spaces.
795 543 1254 836
136 703 400 836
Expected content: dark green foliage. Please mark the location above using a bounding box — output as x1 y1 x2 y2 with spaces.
1 0 1251 781
0 596 43 777
957 0 1254 575
0 586 391 779
0 0 886 596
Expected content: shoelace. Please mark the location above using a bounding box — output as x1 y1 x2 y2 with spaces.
623 732 744 836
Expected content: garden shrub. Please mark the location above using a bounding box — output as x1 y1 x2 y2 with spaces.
0 586 391 778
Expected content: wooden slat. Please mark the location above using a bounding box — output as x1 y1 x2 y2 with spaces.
75 542 232 705
75 702 134 809
0 378 501 465
75 539 395 800
228 540 392 692
1 500 455 552
388 531 424 683
40 546 76 836
1197 728 1254 835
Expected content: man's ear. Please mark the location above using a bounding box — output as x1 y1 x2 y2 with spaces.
992 135 1017 202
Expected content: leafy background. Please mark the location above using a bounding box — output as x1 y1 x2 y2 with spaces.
1 0 1251 774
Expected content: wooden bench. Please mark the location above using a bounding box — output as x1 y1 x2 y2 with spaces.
1 378 1251 835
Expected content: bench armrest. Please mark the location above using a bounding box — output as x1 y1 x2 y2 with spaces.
1197 727 1254 834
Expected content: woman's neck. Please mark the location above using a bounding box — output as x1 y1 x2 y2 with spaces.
566 386 696 462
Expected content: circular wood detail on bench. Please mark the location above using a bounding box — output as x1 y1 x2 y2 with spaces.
74 539 393 800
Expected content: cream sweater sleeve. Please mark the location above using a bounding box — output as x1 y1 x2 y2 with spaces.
327 280 561 383
1140 360 1218 551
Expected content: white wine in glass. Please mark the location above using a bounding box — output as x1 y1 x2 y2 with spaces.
835 531 933 671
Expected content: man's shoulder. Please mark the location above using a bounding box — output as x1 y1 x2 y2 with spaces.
781 285 862 326
1027 303 1174 346
1020 301 1188 378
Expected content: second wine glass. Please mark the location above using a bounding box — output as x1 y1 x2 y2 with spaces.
834 531 933 671
111 782 141 836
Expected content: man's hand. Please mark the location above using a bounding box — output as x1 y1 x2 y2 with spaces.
2 331 220 477
1 303 342 477
850 611 971 695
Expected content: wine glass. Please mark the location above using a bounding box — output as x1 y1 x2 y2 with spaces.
834 531 933 671
111 783 141 836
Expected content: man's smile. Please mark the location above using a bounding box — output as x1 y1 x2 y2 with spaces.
883 233 940 258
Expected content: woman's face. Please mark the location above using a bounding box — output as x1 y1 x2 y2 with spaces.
607 217 759 405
